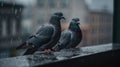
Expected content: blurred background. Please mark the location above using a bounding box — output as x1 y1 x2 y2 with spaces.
0 0 113 58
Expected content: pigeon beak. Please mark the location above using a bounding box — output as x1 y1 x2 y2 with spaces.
60 17 66 23
77 22 80 25
61 16 65 20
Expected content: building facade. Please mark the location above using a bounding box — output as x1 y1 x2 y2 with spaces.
86 11 113 46
0 2 24 58
81 0 113 46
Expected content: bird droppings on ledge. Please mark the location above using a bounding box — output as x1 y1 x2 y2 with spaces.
0 43 112 67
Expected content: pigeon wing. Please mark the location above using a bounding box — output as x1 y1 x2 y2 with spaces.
23 25 55 55
53 30 72 51
17 25 54 50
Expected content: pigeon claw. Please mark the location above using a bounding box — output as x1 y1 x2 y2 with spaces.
43 49 54 54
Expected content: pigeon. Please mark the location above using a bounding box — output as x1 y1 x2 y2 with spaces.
52 18 82 51
16 12 65 55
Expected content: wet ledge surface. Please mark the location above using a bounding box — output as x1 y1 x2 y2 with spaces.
0 43 112 67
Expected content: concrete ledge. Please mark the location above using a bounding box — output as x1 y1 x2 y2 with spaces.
0 43 114 67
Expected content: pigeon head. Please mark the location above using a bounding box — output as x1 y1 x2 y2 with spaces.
54 12 63 17
50 12 65 25
54 12 65 20
72 18 80 25
69 18 80 31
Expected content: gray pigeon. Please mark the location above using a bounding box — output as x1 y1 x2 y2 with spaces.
52 18 82 51
16 12 65 55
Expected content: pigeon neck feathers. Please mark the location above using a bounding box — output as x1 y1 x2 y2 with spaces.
69 22 80 31
49 16 61 26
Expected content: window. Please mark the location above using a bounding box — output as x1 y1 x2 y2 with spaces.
12 20 16 36
2 20 7 37
91 16 95 23
91 27 95 33
99 15 104 22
